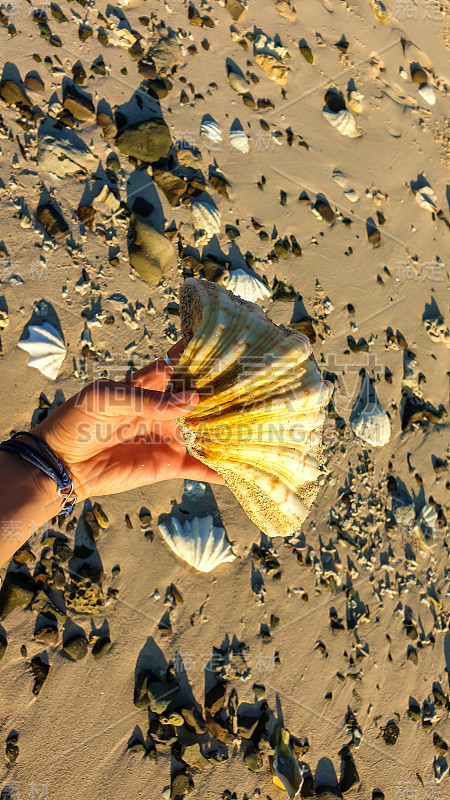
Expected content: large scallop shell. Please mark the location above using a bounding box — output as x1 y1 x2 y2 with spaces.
158 514 235 572
169 279 333 538
220 268 271 302
322 106 361 138
18 322 66 380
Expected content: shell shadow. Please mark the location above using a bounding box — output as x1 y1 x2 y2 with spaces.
422 296 442 323
314 755 340 794
158 480 225 531
20 300 64 344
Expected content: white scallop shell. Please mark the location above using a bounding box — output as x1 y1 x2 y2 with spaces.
418 83 435 105
158 514 235 572
220 268 271 302
414 185 437 213
18 322 66 380
169 279 333 538
350 373 390 447
190 196 221 243
322 106 361 138
200 115 222 144
229 128 249 154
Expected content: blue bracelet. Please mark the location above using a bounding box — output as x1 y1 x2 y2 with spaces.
0 431 77 517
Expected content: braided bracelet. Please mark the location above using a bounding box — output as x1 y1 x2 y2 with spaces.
0 431 77 517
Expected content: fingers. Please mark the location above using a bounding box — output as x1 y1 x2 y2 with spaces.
179 453 226 484
95 382 200 419
125 339 186 392
125 359 172 391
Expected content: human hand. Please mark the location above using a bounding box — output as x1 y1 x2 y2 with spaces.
32 341 224 505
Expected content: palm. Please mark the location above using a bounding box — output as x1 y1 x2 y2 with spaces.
33 345 223 502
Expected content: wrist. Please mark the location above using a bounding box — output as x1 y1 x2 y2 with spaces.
12 433 72 520
12 437 62 516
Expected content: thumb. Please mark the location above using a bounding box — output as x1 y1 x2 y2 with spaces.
158 389 200 418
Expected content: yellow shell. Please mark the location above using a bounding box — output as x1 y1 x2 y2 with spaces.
170 279 333 537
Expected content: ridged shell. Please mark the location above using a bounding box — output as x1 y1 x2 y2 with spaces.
418 83 436 105
190 197 221 243
169 279 333 538
200 115 222 143
220 268 271 302
229 127 249 153
322 106 361 138
158 514 235 572
18 322 66 380
350 373 390 447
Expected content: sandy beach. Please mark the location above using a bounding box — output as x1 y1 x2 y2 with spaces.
0 0 449 798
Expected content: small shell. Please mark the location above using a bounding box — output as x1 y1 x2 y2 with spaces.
18 322 66 380
347 90 364 114
158 514 235 572
230 124 249 153
368 0 389 22
219 268 271 302
190 196 221 243
227 71 249 94
414 185 438 213
322 106 361 138
93 506 109 529
200 115 222 143
417 83 435 105
350 373 390 447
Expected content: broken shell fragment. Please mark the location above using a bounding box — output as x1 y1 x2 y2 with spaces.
168 279 332 537
413 184 438 213
158 514 235 572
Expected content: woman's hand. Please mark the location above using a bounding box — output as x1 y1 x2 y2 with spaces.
32 341 224 504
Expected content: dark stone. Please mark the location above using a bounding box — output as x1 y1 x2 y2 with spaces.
0 572 35 617
63 634 88 660
115 117 172 163
92 635 111 659
205 682 226 715
63 82 95 121
37 199 69 240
